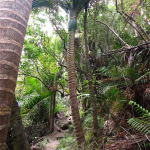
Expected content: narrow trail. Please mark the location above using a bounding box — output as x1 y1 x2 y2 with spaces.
31 112 71 150
41 129 65 150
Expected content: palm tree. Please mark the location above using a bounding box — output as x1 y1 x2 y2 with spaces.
32 0 91 147
59 0 91 147
0 0 32 149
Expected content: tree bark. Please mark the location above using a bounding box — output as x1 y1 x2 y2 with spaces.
68 31 86 147
84 6 99 138
7 97 31 150
0 0 32 149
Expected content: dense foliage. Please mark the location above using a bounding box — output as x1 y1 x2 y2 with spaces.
12 0 150 149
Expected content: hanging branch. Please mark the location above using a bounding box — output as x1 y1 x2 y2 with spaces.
123 12 150 41
115 0 147 42
116 0 150 41
112 0 143 48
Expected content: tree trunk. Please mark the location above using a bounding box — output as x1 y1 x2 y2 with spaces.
0 0 32 149
7 97 30 150
84 6 99 138
68 31 86 147
49 91 56 133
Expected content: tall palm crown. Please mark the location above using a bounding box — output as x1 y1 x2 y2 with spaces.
32 0 54 8
32 0 90 16
59 0 91 32
59 0 90 12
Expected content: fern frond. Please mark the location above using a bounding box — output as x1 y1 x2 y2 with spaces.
128 101 150 135
77 93 90 100
135 71 150 84
129 101 150 117
127 118 150 135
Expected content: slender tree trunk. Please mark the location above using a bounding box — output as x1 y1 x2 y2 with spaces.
7 97 30 150
67 31 86 147
84 6 99 138
49 91 56 133
0 0 32 149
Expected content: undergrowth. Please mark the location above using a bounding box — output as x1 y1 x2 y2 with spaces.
128 101 150 135
38 137 49 150
56 133 78 150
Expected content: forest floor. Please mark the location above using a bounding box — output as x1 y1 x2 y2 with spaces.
31 111 72 150
31 125 68 150
41 129 65 150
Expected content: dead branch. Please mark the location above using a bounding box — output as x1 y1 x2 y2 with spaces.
115 0 147 42
101 42 150 56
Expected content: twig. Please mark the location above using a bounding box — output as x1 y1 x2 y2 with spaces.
145 134 150 141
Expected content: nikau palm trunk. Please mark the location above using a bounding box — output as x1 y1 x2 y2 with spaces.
0 0 32 149
67 31 85 146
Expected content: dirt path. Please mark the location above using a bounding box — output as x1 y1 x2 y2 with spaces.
41 129 65 150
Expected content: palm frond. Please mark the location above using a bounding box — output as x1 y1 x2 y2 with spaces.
128 118 150 135
135 71 150 84
78 0 91 12
77 93 90 100
22 95 51 115
59 0 91 13
32 0 53 8
32 0 91 14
